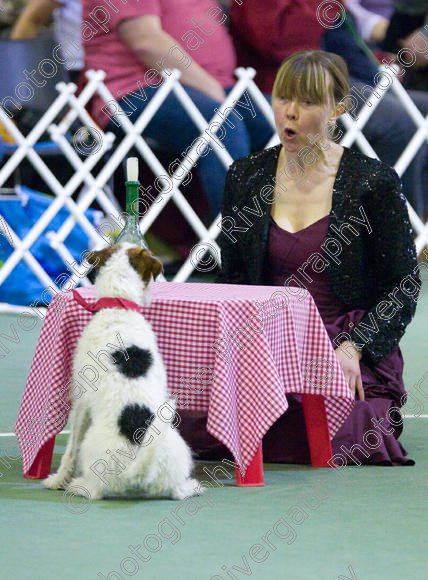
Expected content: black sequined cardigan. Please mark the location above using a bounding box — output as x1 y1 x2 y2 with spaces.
217 144 421 366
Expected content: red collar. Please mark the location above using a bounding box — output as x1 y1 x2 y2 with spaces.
72 289 142 313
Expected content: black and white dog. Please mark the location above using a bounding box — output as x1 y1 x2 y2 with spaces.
44 243 201 500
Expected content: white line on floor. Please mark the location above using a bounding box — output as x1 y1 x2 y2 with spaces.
0 430 71 437
403 415 428 418
1 417 428 438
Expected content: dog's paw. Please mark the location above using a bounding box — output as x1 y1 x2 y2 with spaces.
43 473 68 490
193 479 205 495
67 477 103 501
170 478 202 500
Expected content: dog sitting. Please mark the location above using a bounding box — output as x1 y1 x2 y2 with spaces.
44 243 201 500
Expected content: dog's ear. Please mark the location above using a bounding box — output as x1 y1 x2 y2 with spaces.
86 246 118 270
149 256 163 281
127 248 164 283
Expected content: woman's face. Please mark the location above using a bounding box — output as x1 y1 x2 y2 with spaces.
272 95 334 153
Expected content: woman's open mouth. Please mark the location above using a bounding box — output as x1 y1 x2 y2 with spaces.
284 128 297 140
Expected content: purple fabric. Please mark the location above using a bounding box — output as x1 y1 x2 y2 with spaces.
263 216 414 465
346 0 394 21
179 214 414 466
359 0 394 19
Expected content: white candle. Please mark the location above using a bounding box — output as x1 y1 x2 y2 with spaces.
127 157 139 181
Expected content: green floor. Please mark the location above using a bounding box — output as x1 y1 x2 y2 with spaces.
1 282 427 580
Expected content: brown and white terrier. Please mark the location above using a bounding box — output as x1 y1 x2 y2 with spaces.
44 243 202 500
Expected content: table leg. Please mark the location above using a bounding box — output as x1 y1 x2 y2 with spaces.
25 437 55 479
235 444 265 487
301 394 333 467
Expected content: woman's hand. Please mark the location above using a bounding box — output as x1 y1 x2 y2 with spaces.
201 77 227 103
398 31 428 69
370 18 389 43
334 341 365 401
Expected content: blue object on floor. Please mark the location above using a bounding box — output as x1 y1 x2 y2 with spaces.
1 141 62 162
0 185 103 306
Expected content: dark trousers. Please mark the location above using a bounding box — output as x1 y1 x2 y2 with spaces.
107 85 273 219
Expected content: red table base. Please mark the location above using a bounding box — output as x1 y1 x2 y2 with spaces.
25 437 55 479
234 395 333 486
23 395 334 484
235 445 265 486
301 394 333 467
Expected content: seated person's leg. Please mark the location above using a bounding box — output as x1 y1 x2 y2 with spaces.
224 87 274 153
181 87 258 218
348 77 428 217
107 85 253 219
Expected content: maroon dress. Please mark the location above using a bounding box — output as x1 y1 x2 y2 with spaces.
263 215 414 465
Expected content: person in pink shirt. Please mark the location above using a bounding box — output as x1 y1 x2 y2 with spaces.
81 0 273 217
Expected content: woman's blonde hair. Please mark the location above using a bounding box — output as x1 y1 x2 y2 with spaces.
272 50 350 110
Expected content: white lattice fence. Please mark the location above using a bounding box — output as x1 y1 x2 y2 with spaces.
0 66 427 305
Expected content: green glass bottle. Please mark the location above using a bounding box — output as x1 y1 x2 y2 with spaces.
114 157 149 248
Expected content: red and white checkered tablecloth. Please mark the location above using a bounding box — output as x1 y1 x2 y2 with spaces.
15 282 354 475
